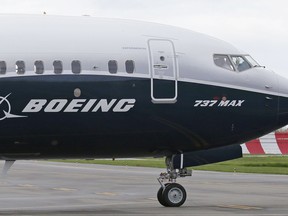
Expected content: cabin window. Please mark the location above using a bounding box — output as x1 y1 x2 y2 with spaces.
0 61 6 74
125 60 135 73
108 60 118 73
231 56 251 72
72 60 81 74
16 61 25 74
34 60 44 74
53 60 63 74
213 55 234 71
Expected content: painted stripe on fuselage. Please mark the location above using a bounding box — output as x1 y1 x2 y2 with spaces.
0 73 282 160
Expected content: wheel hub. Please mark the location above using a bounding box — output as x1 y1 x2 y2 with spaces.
168 187 183 204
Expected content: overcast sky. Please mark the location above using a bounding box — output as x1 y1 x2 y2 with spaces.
1 0 288 76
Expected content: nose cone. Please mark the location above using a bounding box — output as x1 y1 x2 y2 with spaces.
277 74 288 127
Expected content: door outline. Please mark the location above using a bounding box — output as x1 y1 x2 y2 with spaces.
148 39 178 104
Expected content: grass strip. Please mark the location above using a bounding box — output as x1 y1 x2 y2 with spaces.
51 155 288 175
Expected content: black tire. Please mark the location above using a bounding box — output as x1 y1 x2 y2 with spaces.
157 184 170 207
162 183 186 207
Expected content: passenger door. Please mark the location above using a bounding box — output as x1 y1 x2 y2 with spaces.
148 39 178 104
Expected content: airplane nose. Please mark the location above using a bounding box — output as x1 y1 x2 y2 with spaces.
276 74 288 127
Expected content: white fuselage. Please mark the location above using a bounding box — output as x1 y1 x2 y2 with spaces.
0 14 286 98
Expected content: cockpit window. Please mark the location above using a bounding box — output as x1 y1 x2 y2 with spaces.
214 54 261 72
213 55 235 71
231 56 251 72
244 55 260 67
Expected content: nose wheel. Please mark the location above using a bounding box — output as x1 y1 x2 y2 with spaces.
157 155 192 207
157 183 187 207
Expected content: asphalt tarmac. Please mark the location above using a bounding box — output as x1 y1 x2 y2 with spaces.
0 161 287 216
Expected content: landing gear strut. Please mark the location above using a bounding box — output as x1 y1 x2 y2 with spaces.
157 155 192 207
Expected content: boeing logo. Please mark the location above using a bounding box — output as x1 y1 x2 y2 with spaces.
0 93 27 121
0 96 136 121
22 99 136 113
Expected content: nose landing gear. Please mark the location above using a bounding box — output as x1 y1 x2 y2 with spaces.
157 155 192 207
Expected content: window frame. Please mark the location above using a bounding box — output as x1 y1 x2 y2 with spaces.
125 60 135 74
108 60 118 74
230 55 252 72
53 60 63 74
34 60 44 74
0 61 6 74
16 60 25 74
213 54 235 71
71 60 81 74
243 55 260 68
